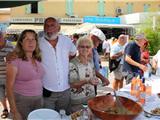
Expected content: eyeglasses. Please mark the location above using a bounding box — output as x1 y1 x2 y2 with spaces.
79 45 91 49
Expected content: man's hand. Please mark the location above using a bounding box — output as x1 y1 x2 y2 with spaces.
139 64 148 72
101 78 110 86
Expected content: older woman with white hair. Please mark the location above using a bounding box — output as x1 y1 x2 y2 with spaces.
69 35 99 112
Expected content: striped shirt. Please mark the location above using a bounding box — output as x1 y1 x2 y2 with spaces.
0 41 14 84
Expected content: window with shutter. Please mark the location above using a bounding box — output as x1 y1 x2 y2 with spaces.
66 0 73 16
98 0 105 16
126 3 133 14
144 4 150 12
25 4 31 14
31 2 38 13
38 2 44 14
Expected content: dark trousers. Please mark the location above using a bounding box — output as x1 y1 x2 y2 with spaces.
43 88 71 115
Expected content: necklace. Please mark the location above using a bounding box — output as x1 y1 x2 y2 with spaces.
77 57 90 78
85 64 90 78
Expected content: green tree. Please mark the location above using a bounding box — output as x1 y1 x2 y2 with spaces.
137 16 160 56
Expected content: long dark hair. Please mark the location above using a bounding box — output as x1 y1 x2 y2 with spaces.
15 29 42 61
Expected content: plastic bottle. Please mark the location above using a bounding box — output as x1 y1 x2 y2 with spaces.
59 109 69 120
130 75 141 98
139 77 146 105
80 104 89 120
143 64 152 79
136 75 142 99
145 83 152 96
130 77 137 96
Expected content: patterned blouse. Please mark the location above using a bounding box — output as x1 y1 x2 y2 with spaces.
69 57 96 105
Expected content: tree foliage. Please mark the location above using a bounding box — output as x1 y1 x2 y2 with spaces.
137 16 160 56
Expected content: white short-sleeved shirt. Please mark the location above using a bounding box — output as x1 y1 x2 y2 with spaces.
110 42 125 64
39 35 76 92
153 50 160 76
102 40 110 53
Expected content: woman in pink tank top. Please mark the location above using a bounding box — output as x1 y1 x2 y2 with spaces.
6 29 45 120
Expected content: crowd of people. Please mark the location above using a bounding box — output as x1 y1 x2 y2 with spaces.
0 16 160 119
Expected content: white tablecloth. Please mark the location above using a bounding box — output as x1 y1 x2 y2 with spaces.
120 75 160 120
68 75 160 120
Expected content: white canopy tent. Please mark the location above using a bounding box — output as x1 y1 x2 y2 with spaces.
64 23 97 35
6 24 43 34
6 24 76 35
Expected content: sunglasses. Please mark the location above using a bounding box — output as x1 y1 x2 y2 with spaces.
79 45 91 49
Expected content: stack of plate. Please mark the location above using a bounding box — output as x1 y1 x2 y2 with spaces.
27 109 60 120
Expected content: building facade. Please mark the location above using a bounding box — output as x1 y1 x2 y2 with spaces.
0 8 10 32
6 0 160 35
10 0 160 18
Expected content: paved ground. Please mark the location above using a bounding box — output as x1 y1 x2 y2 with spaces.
0 56 113 120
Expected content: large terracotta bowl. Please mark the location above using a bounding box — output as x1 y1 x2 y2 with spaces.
88 95 142 120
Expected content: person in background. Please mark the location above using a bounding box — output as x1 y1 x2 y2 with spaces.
6 29 45 120
141 40 150 65
123 34 148 84
69 36 99 112
110 34 127 90
39 17 76 114
102 39 110 60
152 50 160 76
111 37 118 45
0 31 14 119
140 40 150 76
72 33 79 45
89 28 110 95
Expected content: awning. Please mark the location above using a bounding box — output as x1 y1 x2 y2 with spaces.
6 24 43 34
63 23 97 35
60 25 76 35
0 0 42 8
6 24 76 35
74 23 96 34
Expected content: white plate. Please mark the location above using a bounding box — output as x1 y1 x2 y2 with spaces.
143 101 160 116
28 108 60 120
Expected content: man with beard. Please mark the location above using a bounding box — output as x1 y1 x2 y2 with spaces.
38 17 77 114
